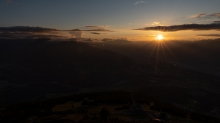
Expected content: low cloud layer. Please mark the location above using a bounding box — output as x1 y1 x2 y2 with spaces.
101 38 129 42
214 21 220 23
68 28 84 38
134 23 220 32
0 26 114 39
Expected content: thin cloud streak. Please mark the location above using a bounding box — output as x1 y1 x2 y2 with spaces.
134 1 147 5
0 26 66 39
91 32 101 35
190 13 220 19
0 26 57 32
190 13 207 18
85 26 112 31
151 22 161 26
197 34 220 37
134 23 220 32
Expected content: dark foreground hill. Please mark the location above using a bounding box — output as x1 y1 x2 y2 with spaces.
0 38 220 120
94 38 220 75
1 91 220 123
0 38 135 85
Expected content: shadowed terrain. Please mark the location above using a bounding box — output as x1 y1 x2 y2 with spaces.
0 38 220 122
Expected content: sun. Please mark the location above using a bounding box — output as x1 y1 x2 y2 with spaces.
156 34 163 40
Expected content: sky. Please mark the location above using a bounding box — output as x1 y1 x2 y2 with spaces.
0 0 220 41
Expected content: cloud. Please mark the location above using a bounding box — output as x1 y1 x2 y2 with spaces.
134 1 147 5
0 26 64 39
214 21 220 23
68 28 84 38
0 26 113 39
101 38 112 42
101 38 130 42
84 26 112 31
91 32 101 35
190 13 207 18
151 22 161 26
0 26 57 32
197 34 220 37
134 23 220 32
0 32 63 39
190 13 220 19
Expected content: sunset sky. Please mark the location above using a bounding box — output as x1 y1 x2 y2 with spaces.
1 0 220 41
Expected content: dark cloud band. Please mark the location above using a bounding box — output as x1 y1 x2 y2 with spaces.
85 26 112 32
134 23 220 32
197 34 220 37
0 26 57 32
0 26 63 39
91 32 101 35
0 26 113 39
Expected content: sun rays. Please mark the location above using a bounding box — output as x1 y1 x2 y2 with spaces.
145 38 176 74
